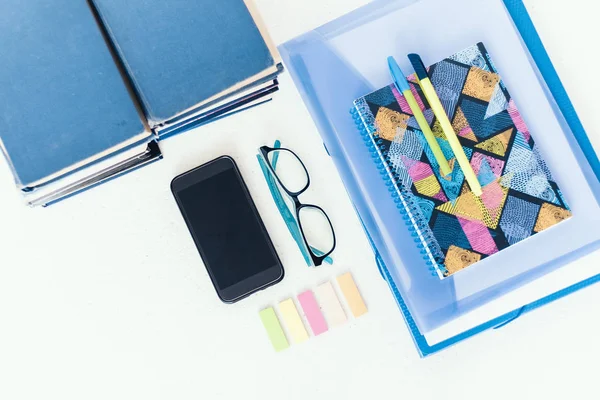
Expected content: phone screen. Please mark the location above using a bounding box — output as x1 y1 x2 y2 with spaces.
172 157 283 302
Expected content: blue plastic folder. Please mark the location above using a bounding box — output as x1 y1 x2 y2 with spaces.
279 0 600 356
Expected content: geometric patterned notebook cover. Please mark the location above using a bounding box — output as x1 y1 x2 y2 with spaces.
353 42 572 278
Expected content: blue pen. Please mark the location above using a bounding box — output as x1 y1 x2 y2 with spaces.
388 56 451 176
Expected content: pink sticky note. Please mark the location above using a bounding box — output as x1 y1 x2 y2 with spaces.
298 290 328 336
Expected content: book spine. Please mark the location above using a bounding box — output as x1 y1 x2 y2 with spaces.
350 103 447 277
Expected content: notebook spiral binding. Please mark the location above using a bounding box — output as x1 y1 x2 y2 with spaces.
350 100 447 277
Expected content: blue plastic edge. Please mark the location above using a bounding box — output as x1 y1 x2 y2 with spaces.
504 0 600 182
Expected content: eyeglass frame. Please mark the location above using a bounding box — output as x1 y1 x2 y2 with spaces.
259 145 337 267
256 143 333 266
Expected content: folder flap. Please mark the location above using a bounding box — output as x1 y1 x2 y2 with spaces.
281 28 460 333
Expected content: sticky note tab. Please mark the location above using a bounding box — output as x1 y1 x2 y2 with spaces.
297 290 328 336
259 307 289 352
279 298 309 344
337 272 368 318
315 281 347 327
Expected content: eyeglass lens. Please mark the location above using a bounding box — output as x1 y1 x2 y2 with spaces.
267 149 309 194
298 205 335 256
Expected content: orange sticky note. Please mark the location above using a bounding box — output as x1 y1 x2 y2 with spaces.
337 272 367 317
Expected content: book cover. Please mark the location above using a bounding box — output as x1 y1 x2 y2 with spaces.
90 0 282 125
0 0 152 189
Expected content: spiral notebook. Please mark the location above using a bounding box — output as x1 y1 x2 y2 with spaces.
352 42 572 278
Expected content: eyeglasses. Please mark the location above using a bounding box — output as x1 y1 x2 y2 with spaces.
257 141 336 267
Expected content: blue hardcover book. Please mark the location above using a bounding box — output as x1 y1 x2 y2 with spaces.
0 0 158 205
0 0 281 205
280 0 600 356
90 0 283 135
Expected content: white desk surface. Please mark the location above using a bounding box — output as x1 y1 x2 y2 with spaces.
1 1 599 399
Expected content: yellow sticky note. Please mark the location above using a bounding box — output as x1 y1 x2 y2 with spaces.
337 272 368 318
279 298 309 344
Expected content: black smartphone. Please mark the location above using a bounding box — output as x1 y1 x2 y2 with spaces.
171 156 284 303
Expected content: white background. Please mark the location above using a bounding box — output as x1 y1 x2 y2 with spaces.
1 0 599 399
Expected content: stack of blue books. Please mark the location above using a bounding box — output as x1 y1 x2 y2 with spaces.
0 0 282 206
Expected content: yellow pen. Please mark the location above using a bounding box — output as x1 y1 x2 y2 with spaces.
388 56 452 176
408 53 483 196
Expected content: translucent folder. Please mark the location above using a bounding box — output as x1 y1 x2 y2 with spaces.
279 0 600 356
